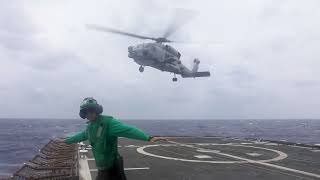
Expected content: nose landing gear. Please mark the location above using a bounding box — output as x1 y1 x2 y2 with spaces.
139 66 144 72
172 74 178 82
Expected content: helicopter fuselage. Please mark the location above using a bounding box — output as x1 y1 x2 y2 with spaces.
128 43 183 73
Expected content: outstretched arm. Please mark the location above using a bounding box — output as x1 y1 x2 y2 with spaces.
109 119 150 141
64 130 88 144
109 119 167 142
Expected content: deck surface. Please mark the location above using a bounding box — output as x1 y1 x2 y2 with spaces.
78 137 320 180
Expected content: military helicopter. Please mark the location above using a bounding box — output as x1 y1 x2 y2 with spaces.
86 24 211 82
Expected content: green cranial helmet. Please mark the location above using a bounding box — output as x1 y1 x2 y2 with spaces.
80 97 98 110
79 97 103 119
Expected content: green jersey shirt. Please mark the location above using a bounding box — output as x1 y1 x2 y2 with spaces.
66 115 150 170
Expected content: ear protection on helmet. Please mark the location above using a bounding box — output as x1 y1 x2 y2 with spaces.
79 98 103 119
96 104 103 114
79 110 86 119
79 105 103 119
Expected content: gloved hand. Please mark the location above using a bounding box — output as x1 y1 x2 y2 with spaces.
54 138 67 143
149 136 168 142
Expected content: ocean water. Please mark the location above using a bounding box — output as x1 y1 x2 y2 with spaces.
0 118 319 177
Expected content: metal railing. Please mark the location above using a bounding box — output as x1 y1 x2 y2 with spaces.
7 139 79 180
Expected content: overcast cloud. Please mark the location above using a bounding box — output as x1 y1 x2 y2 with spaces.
0 0 319 119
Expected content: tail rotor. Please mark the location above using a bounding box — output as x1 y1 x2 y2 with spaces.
192 58 200 73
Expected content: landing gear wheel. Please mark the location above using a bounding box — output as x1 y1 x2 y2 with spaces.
139 66 144 72
172 74 178 82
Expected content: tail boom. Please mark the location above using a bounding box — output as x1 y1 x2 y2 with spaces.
181 71 211 78
181 58 211 78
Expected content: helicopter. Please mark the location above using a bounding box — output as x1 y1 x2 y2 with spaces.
86 24 211 82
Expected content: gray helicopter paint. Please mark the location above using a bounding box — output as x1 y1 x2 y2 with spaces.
128 43 179 64
128 42 207 77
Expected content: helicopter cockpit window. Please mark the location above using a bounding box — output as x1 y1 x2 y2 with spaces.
165 45 174 53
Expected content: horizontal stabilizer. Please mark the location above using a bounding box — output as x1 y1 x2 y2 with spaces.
182 71 211 78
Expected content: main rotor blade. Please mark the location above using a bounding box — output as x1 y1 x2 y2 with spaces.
171 40 222 45
163 8 198 38
86 24 157 41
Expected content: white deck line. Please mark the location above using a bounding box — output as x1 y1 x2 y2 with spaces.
137 143 287 164
124 167 150 171
194 155 212 159
167 140 320 179
79 158 92 180
162 136 222 139
82 155 149 179
89 167 150 171
288 145 312 150
246 153 262 157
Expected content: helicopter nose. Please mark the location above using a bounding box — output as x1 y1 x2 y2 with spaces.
128 46 135 58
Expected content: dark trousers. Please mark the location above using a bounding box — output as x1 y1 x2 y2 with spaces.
96 157 127 180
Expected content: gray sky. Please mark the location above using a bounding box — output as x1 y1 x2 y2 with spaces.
1 0 320 119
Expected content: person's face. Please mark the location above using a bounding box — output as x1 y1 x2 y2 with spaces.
85 108 97 121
